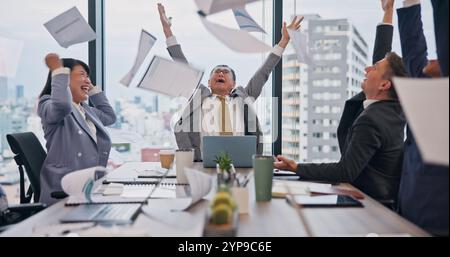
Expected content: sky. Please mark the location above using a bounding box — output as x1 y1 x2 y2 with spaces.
0 0 437 101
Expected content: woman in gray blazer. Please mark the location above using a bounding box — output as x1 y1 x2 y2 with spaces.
38 53 116 205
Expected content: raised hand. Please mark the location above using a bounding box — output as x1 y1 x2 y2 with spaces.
158 3 173 38
381 0 394 11
45 53 62 72
279 16 304 48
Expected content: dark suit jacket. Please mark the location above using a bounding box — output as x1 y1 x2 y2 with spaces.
397 3 449 236
337 24 393 153
297 101 406 201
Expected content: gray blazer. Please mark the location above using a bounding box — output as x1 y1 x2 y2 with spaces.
38 73 116 205
168 44 281 161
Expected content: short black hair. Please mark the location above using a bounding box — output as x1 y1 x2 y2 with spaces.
210 65 236 81
39 58 90 98
383 52 407 99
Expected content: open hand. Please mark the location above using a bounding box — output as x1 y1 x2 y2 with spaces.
279 16 304 48
158 3 173 38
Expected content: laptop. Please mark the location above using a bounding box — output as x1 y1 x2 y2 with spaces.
60 204 141 225
202 136 257 168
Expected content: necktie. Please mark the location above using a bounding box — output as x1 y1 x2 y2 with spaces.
218 96 233 136
74 103 97 143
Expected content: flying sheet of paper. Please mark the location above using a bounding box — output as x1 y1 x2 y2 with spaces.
0 37 24 78
195 0 259 15
137 55 204 99
44 6 96 48
287 29 310 64
120 30 157 87
233 7 266 33
155 168 213 211
199 16 271 53
61 166 98 197
393 77 449 166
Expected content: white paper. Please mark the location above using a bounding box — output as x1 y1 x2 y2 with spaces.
137 55 204 99
200 16 271 53
120 30 157 87
233 7 266 33
287 29 310 64
154 168 213 211
0 37 24 78
120 185 153 198
272 180 332 198
393 77 449 166
140 205 205 237
44 6 96 48
61 166 101 197
195 0 259 15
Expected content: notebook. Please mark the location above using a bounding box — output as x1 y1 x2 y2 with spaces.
103 177 189 186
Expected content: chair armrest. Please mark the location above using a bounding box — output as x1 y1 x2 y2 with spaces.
51 191 68 199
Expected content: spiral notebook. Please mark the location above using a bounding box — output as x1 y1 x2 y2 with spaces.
65 182 190 206
103 177 189 186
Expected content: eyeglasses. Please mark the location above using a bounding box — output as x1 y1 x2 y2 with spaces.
212 68 231 75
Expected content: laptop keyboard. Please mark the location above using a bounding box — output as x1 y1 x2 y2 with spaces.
94 205 139 221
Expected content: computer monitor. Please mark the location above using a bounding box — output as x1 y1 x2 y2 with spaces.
202 136 257 168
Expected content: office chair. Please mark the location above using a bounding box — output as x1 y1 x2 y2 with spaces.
6 132 67 204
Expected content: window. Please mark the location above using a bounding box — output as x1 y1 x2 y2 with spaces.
282 0 436 163
105 0 273 163
0 1 88 199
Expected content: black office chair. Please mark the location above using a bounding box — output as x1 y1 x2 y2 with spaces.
6 132 67 204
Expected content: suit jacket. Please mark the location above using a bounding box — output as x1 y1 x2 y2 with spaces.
397 3 449 236
168 44 281 161
38 73 116 205
297 101 406 201
337 24 393 153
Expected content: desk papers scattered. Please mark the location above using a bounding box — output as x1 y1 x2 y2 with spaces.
199 16 271 53
120 30 157 87
394 77 449 166
44 6 96 48
195 0 260 16
149 168 213 211
272 180 332 198
233 7 266 33
287 29 310 64
0 37 24 78
61 166 105 200
137 55 204 99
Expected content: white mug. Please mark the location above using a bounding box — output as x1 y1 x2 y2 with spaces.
175 149 195 184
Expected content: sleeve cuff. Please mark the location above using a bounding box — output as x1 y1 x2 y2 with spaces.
402 0 420 8
51 67 70 77
166 36 179 47
272 45 285 57
88 86 102 96
377 23 394 26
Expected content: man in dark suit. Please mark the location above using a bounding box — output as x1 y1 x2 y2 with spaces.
337 0 395 154
397 0 449 236
275 0 408 202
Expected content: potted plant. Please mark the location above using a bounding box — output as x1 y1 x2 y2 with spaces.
214 152 236 187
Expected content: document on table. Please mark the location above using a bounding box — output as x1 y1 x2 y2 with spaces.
148 168 213 211
393 77 449 166
137 55 204 99
120 30 157 87
195 0 259 15
44 6 96 48
199 15 271 53
0 37 24 78
232 7 266 33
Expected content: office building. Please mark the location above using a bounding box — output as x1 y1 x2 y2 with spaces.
282 15 369 163
0 77 7 103
15 84 24 101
